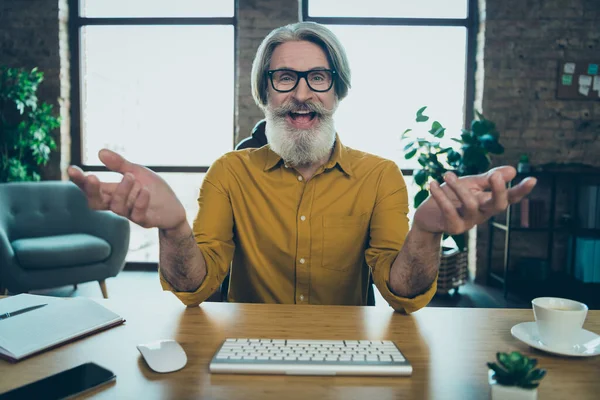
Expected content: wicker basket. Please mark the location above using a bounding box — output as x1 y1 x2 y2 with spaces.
437 246 468 295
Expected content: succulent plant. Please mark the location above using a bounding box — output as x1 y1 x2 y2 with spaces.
487 351 547 389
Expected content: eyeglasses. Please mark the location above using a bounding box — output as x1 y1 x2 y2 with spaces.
266 69 336 93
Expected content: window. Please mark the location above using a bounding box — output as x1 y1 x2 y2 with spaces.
70 1 235 263
303 0 476 170
80 0 233 18
309 0 468 19
80 25 233 166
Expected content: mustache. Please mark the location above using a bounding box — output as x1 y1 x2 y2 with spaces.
271 98 334 119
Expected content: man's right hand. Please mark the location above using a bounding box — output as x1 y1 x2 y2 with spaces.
67 149 188 231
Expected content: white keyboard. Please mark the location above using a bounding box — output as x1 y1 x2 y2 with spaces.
209 338 412 376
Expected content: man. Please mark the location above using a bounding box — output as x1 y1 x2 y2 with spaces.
68 22 536 313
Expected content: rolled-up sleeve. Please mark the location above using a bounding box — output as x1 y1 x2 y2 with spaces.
365 162 437 313
160 157 235 306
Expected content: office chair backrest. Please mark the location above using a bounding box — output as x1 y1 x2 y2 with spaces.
236 120 267 151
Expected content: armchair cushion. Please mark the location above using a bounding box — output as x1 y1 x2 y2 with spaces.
12 234 112 270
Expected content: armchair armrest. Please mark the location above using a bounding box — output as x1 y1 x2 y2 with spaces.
0 227 20 290
81 210 131 274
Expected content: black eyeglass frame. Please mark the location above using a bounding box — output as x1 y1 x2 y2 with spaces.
266 68 337 93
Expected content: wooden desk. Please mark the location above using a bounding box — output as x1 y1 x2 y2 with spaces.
0 294 598 400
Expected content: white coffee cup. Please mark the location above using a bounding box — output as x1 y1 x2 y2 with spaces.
532 297 588 349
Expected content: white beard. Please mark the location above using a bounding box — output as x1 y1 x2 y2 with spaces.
264 104 337 167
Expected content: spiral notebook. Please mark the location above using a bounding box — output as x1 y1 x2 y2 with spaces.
0 294 125 362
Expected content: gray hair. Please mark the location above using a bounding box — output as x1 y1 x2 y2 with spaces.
251 22 351 109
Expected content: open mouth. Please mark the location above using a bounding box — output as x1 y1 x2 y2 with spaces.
288 111 317 122
286 110 318 129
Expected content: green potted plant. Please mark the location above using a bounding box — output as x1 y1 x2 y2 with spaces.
402 106 505 251
0 66 60 182
487 351 546 400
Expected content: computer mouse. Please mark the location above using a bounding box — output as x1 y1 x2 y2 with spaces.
136 339 188 373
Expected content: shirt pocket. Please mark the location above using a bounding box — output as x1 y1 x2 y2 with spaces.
321 214 369 271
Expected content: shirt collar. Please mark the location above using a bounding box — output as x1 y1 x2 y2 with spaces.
263 133 353 176
263 146 284 171
324 134 353 176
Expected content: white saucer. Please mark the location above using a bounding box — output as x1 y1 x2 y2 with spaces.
511 322 600 357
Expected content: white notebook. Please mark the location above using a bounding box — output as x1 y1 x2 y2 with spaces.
0 294 124 362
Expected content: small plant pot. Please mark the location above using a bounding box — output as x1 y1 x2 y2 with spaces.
489 370 538 400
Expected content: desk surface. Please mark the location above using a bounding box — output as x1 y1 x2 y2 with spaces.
0 294 599 400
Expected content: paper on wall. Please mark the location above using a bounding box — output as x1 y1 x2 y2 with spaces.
564 62 576 74
562 74 573 85
579 85 590 96
579 75 593 86
593 76 600 91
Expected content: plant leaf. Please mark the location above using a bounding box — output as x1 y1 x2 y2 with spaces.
414 169 429 186
414 189 429 208
525 358 538 370
479 134 505 154
416 106 429 122
404 148 417 160
447 149 461 164
497 353 511 369
428 121 445 138
461 146 490 175
471 120 486 136
429 121 440 134
527 369 546 382
451 234 466 251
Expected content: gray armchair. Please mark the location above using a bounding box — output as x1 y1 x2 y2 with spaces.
0 181 130 298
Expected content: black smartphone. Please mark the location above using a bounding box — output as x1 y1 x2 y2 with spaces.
0 362 115 400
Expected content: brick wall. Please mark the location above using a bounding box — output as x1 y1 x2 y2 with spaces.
475 0 600 283
0 0 69 180
236 0 300 144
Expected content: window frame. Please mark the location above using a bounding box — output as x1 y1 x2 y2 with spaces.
301 0 479 177
68 0 237 174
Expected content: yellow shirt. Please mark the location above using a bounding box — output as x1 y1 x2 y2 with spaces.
160 135 437 313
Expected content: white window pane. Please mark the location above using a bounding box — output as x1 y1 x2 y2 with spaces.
80 0 234 18
310 0 468 19
92 172 204 263
80 25 234 166
329 26 467 168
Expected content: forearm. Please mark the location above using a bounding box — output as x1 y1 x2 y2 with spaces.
389 226 442 298
158 222 207 292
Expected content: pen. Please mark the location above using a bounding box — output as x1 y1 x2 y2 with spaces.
0 304 47 320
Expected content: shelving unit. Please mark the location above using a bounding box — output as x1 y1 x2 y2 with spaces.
487 167 600 300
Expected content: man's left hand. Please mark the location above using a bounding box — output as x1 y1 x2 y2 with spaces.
413 166 537 236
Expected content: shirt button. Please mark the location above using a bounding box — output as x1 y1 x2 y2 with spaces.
299 258 305 264
299 294 305 301
300 215 306 221
297 176 303 181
